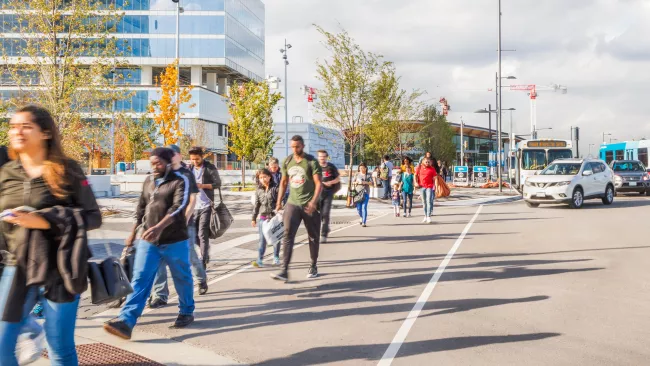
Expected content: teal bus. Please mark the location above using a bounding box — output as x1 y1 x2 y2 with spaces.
599 141 649 166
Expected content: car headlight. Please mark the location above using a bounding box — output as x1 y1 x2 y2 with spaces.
525 180 533 187
614 175 622 183
557 181 572 186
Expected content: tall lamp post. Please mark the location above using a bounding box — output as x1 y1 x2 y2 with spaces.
280 40 292 157
475 106 515 181
603 132 612 143
172 0 183 125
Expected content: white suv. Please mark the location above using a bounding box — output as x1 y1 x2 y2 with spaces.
523 159 615 209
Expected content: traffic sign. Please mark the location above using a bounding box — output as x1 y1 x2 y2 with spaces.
473 166 488 186
453 166 469 186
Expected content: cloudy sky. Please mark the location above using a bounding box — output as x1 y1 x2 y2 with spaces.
263 0 650 154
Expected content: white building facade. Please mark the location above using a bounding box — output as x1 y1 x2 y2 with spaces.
273 122 345 168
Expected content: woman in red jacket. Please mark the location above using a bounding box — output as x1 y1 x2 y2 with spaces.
415 157 437 223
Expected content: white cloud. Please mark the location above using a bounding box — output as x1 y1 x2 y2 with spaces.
263 0 650 152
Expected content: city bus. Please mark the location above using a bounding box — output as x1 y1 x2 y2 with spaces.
599 140 649 167
513 139 574 189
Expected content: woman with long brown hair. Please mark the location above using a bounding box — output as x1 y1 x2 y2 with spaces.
0 105 101 365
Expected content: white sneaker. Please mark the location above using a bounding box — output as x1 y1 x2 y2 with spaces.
426 217 432 224
422 217 427 223
16 331 45 365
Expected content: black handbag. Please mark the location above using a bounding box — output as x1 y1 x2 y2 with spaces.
120 246 136 282
88 257 133 305
209 188 234 239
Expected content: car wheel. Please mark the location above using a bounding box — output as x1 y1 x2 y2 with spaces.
602 185 614 205
569 188 584 209
526 201 539 208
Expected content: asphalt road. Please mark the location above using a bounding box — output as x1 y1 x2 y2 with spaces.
96 194 650 365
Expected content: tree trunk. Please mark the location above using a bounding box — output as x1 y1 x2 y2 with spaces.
241 157 246 190
347 146 355 207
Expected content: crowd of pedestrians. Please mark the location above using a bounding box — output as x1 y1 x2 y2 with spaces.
0 104 450 365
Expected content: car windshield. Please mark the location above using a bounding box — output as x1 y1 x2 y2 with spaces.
522 150 546 170
541 163 582 175
612 162 645 172
548 149 573 162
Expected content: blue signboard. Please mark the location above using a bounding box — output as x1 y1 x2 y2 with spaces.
473 166 488 186
453 166 469 185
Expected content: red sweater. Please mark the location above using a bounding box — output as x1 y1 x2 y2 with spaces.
416 165 437 189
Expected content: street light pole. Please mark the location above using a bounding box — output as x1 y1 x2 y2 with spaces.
110 70 116 175
497 0 503 192
280 40 293 157
460 118 464 166
174 0 181 128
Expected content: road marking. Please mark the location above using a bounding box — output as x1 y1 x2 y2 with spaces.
378 205 483 366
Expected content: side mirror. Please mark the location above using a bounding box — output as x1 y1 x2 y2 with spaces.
583 171 593 177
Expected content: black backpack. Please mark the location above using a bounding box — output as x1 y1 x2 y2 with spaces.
0 146 8 168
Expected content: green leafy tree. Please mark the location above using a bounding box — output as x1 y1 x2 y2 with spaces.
314 25 393 200
0 122 8 147
0 0 131 161
365 65 425 160
228 80 282 188
420 105 456 164
122 116 159 162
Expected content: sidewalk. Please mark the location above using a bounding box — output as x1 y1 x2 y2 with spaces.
32 319 240 366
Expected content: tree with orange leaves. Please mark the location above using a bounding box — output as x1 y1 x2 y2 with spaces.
148 61 195 145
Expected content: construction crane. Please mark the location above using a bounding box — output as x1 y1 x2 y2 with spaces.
509 84 568 138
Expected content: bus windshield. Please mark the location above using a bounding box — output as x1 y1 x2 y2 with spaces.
548 149 573 163
522 150 546 170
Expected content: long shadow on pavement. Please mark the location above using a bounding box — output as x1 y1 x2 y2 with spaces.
143 262 597 342
252 333 561 366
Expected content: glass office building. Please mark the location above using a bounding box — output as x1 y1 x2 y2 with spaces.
0 0 265 161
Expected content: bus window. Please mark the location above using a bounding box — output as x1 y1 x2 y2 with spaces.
605 151 614 163
522 150 546 170
615 150 625 160
548 149 573 163
639 148 648 167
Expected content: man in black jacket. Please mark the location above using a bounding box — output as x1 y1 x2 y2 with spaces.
104 148 195 340
188 146 221 269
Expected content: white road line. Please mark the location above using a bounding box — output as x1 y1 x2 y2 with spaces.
378 205 483 366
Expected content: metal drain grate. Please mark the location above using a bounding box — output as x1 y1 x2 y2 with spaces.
44 343 164 366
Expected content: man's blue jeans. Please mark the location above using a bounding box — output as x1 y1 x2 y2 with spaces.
382 179 391 198
356 193 369 224
420 188 435 217
0 267 79 366
258 218 281 262
119 239 195 329
151 225 206 302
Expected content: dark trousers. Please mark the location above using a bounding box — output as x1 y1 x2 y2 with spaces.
402 192 413 214
282 203 321 271
382 179 391 198
193 207 212 262
320 191 334 238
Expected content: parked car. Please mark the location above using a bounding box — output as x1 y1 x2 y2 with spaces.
523 158 615 209
609 160 650 196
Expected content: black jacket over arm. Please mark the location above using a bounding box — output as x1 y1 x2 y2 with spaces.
193 160 221 203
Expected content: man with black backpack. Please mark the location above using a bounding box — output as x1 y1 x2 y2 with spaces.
271 135 323 282
317 149 340 244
